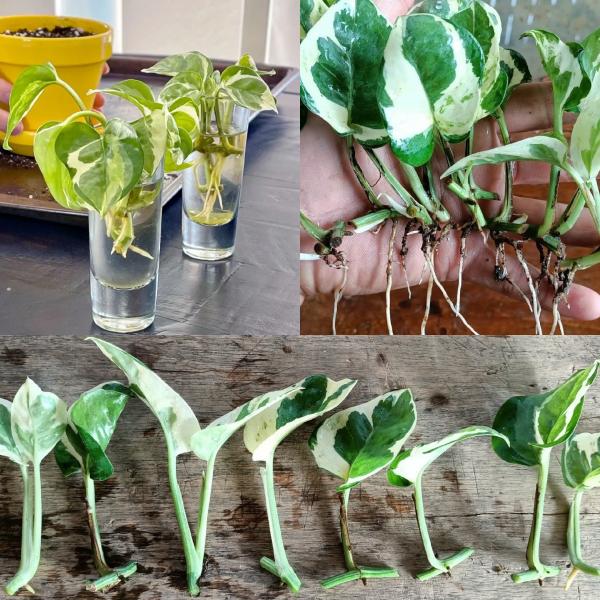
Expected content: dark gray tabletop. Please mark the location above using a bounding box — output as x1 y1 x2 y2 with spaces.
0 85 299 336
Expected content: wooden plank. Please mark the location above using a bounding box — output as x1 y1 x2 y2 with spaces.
0 336 599 598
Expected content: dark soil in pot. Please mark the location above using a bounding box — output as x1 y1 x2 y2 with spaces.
2 26 93 38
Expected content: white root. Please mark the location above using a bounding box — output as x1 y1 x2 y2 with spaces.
514 244 543 335
425 250 479 335
421 264 434 336
385 219 399 336
456 232 467 314
332 263 348 336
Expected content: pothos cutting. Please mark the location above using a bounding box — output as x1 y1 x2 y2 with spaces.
300 0 600 335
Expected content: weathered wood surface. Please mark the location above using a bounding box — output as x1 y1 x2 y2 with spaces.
0 336 600 599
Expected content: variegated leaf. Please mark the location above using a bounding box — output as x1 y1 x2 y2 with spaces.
55 118 144 215
90 338 201 457
442 135 568 179
243 375 357 463
492 362 600 467
220 66 277 112
409 0 473 18
581 28 600 81
132 108 169 176
301 0 329 39
570 75 600 180
523 29 587 114
379 13 483 165
11 378 67 465
562 432 600 490
142 51 213 82
300 0 391 145
309 389 416 490
91 79 163 113
190 380 305 461
499 47 531 93
387 426 505 487
0 399 23 464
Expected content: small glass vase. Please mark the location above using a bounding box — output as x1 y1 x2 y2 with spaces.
182 102 250 260
89 163 164 333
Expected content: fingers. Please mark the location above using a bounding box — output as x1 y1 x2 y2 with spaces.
512 195 600 247
102 62 110 75
503 81 576 134
0 78 11 105
92 92 106 110
0 80 23 134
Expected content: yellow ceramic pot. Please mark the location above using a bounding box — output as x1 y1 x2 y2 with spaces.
0 15 112 156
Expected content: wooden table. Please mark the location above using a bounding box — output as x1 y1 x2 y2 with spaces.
0 335 599 598
302 183 600 335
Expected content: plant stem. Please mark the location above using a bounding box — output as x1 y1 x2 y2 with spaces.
560 247 600 271
347 138 382 208
554 190 585 236
494 109 514 224
300 211 329 242
195 454 217 572
512 449 560 584
565 488 600 589
536 166 561 238
57 79 88 112
259 454 302 592
398 162 438 216
351 209 395 233
63 110 107 128
166 440 202 596
84 471 109 575
6 462 42 596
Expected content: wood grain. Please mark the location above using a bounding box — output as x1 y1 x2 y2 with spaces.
301 183 600 335
1 336 600 598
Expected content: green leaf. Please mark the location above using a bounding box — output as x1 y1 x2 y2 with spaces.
492 362 599 467
0 399 22 464
479 65 509 116
243 375 357 462
378 13 483 165
159 71 208 106
409 0 474 18
499 47 531 94
143 51 213 81
190 379 306 461
301 0 329 39
91 79 163 113
388 426 506 487
55 118 144 215
570 75 600 180
54 439 81 477
131 108 168 176
581 28 600 82
522 29 587 115
164 111 193 172
221 66 277 112
2 63 59 150
442 135 569 179
11 378 67 465
33 121 83 210
236 54 275 76
562 432 600 490
310 389 416 490
89 338 201 457
300 0 391 145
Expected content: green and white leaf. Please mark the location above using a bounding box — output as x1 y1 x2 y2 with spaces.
387 426 506 487
89 338 201 457
190 380 306 461
379 13 483 165
159 71 209 106
570 75 600 180
132 108 168 176
300 0 391 145
55 118 144 215
91 79 163 113
0 399 23 464
3 63 60 150
301 0 329 39
523 29 586 114
220 66 277 112
442 135 569 179
309 389 416 490
33 121 83 210
500 47 531 92
562 432 600 490
581 28 600 82
11 378 67 465
409 0 473 18
492 361 600 467
142 51 213 82
243 375 357 463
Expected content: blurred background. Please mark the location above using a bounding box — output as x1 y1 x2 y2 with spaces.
0 0 299 67
302 0 600 335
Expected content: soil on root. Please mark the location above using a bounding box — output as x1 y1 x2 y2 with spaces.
2 26 93 38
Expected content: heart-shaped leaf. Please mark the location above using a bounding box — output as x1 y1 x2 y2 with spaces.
55 118 144 215
0 399 23 464
309 389 416 490
221 66 277 112
89 338 201 457
91 79 163 113
243 375 357 463
570 75 600 180
11 378 67 465
300 0 391 145
492 362 599 467
562 432 600 490
388 426 506 487
3 63 59 150
131 108 168 176
142 51 213 81
499 47 531 94
580 28 600 82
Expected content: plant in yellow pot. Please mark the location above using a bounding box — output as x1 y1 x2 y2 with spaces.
0 15 112 156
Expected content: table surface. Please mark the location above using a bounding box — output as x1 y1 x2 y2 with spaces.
0 335 600 599
0 81 300 336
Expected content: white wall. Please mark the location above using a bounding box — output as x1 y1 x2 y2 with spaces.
0 0 299 67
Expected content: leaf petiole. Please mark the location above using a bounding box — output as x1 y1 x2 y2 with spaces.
195 453 217 571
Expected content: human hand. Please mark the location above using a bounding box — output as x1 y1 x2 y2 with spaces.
300 79 600 323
